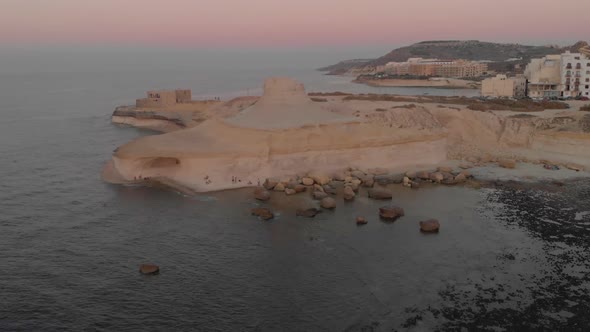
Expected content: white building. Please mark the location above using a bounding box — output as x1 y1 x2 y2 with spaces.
481 74 527 98
560 52 590 98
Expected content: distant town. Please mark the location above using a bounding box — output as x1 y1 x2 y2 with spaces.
325 40 590 100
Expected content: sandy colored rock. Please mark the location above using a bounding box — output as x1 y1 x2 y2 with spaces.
320 197 336 209
139 264 160 275
356 216 368 225
294 185 307 193
284 188 297 195
405 171 417 179
454 173 467 183
251 207 274 220
498 159 517 169
263 178 278 190
419 219 440 233
302 177 314 186
379 206 405 221
343 186 356 200
308 172 331 186
437 166 453 173
273 183 286 191
368 188 392 200
254 187 271 201
430 172 444 183
313 184 325 193
417 171 431 180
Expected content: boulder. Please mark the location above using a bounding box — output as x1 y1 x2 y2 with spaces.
302 177 315 186
263 178 278 190
379 206 405 221
437 166 453 173
361 174 375 187
323 185 338 195
429 172 444 183
273 182 286 191
454 173 467 183
368 188 392 200
332 172 347 181
419 219 440 233
254 187 271 201
296 208 321 218
351 170 365 179
320 197 336 209
350 178 362 186
356 216 368 225
417 171 430 180
405 171 417 179
402 176 412 187
313 184 325 193
284 188 297 195
139 264 160 275
328 180 344 189
375 173 404 185
498 159 516 169
347 182 360 192
343 186 356 200
308 172 331 186
251 207 274 220
294 185 307 193
313 191 329 200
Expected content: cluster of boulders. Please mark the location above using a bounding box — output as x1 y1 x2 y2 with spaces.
250 167 471 228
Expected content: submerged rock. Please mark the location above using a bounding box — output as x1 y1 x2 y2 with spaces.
139 264 160 275
296 208 321 218
343 186 356 200
356 216 368 225
254 187 271 201
251 207 274 220
313 191 329 200
320 197 336 209
419 219 440 233
379 206 405 221
368 188 392 200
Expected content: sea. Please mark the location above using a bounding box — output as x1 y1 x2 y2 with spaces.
1 46 589 331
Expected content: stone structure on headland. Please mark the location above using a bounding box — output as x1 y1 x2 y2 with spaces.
136 89 192 108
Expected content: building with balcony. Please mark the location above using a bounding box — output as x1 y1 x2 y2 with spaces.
560 52 590 98
383 58 487 78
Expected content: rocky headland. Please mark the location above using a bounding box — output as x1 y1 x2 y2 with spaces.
103 77 590 195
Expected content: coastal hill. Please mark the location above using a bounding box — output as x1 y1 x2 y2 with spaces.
320 40 590 75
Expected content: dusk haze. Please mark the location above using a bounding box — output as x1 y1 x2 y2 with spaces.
1 0 589 46
2 1 590 331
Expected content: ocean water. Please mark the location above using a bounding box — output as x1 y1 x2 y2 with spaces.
1 47 589 331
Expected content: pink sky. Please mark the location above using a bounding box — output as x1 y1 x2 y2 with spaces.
1 0 588 47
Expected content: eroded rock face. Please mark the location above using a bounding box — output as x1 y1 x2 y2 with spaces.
379 206 405 221
251 208 274 220
419 219 440 233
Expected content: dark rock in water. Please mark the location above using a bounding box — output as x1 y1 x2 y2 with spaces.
323 185 338 195
368 188 393 200
379 206 405 221
374 174 396 185
356 216 368 225
254 187 271 201
139 264 160 275
320 197 336 209
313 191 329 200
419 219 440 233
343 186 356 201
251 207 274 220
296 208 321 218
